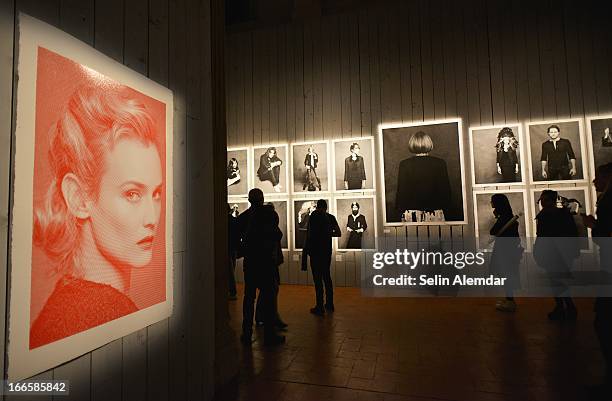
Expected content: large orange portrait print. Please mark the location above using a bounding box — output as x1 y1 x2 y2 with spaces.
9 15 173 380
30 47 167 348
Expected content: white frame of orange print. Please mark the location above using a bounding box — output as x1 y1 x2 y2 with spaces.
8 14 174 380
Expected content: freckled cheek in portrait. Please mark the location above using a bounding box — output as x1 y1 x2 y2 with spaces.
88 140 163 268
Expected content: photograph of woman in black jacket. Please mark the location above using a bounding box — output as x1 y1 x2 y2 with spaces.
344 143 366 190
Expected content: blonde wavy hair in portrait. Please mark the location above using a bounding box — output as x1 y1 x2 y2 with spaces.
33 85 158 277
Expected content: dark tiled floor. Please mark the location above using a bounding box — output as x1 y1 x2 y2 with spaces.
216 284 605 401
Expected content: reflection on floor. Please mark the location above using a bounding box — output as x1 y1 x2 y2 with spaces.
215 284 603 401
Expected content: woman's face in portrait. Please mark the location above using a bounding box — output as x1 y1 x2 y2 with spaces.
307 146 314 154
351 145 360 156
88 138 163 269
267 149 276 158
501 136 511 146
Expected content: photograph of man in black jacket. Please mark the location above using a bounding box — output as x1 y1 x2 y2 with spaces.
540 125 577 181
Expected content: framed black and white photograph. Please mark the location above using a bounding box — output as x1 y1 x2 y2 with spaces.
267 200 290 250
586 115 612 184
469 124 526 187
525 119 588 185
251 144 289 195
472 189 529 252
227 147 250 197
228 200 249 219
331 137 376 193
291 140 331 194
378 119 468 226
530 187 592 251
334 195 377 251
291 197 332 250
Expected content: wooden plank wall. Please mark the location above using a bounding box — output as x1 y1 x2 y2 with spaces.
225 0 612 287
0 0 227 399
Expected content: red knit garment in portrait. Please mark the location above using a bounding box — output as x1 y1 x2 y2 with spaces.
29 276 138 349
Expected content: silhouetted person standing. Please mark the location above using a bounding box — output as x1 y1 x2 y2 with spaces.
228 204 240 300
238 189 285 346
534 190 580 321
583 162 612 399
489 194 523 313
303 199 341 315
255 203 288 331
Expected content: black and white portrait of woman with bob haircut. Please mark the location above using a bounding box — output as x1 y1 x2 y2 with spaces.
379 119 467 226
332 137 376 193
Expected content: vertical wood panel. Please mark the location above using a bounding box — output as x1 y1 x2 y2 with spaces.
224 35 237 144
91 340 123 401
147 320 169 401
537 2 557 119
524 0 544 121
293 24 305 142
486 0 505 124
562 0 584 118
94 0 123 62
303 21 314 140
429 0 445 121
549 1 570 119
463 0 480 125
59 0 94 44
512 0 530 122
475 0 492 125
592 7 612 114
417 0 433 121
243 32 255 145
500 0 517 123
124 0 148 74
358 10 371 135
312 19 324 140
441 0 457 120
276 26 287 145
270 27 280 143
348 13 361 136
149 0 169 86
398 3 412 124
0 0 14 385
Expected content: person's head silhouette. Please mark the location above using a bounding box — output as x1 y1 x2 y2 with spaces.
316 199 327 211
248 188 264 207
